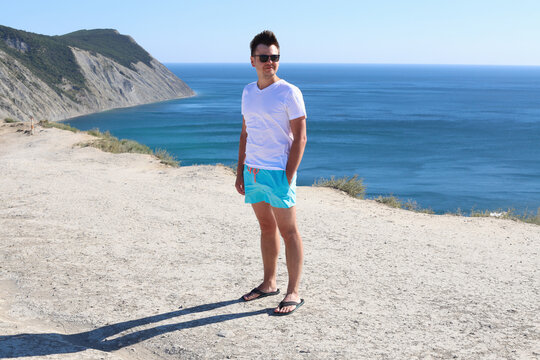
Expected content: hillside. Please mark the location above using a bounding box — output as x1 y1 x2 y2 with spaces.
57 29 154 69
0 25 86 98
0 25 194 122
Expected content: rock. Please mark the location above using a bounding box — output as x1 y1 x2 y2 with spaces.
217 330 234 338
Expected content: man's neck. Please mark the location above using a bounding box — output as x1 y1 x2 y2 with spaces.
257 75 280 90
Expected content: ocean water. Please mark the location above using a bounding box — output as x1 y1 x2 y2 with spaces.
65 63 540 214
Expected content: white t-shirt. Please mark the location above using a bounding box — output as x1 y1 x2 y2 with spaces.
241 79 307 170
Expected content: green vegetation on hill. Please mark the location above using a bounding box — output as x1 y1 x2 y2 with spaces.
315 175 366 198
0 25 86 98
313 175 538 224
38 119 78 132
57 29 153 69
83 128 180 167
374 195 435 214
37 121 180 167
0 25 154 101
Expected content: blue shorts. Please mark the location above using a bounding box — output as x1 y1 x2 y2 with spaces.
244 165 296 208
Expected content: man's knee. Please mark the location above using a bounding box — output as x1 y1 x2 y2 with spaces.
280 228 300 243
258 218 277 234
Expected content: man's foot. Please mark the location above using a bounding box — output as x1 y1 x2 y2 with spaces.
242 285 279 301
273 293 304 315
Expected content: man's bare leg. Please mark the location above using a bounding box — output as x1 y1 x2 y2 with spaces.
242 202 280 301
272 206 304 314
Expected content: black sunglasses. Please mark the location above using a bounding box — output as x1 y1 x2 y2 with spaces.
254 54 280 62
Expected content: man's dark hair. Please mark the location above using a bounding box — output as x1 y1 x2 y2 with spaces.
250 30 280 56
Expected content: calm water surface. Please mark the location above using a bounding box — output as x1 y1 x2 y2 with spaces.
65 64 540 214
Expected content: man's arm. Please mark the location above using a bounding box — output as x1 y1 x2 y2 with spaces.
286 116 307 185
235 116 248 195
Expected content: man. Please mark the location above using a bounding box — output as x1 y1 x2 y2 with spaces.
235 30 307 316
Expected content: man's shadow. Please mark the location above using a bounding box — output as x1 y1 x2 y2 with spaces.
0 298 271 357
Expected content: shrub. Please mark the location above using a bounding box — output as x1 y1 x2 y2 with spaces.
498 208 540 225
445 207 539 225
445 208 465 216
86 128 105 138
374 195 401 208
313 173 537 225
518 208 540 225
313 172 538 225
82 128 179 167
154 148 180 167
4 118 18 123
470 208 491 217
83 129 151 154
314 175 366 198
38 120 78 132
374 195 435 214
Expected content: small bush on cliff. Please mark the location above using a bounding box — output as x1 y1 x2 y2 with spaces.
313 175 540 221
518 208 540 225
39 120 78 132
4 118 19 123
86 129 151 153
314 175 366 198
374 195 435 214
83 129 180 167
154 148 180 167
468 207 540 225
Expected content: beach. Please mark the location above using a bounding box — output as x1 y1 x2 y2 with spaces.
1 121 539 359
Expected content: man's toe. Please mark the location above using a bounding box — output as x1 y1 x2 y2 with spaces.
274 305 290 313
243 293 258 301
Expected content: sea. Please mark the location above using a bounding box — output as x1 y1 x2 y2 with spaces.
64 63 540 214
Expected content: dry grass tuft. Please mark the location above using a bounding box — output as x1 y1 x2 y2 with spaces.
39 120 78 132
314 175 366 198
81 128 180 167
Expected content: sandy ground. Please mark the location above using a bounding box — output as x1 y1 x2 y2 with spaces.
0 121 539 359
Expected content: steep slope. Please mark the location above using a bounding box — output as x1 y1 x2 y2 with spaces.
0 26 194 122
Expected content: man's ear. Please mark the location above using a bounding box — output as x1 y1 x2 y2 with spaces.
250 57 255 67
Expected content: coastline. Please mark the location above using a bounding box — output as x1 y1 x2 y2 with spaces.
42 115 540 221
58 92 197 124
1 121 539 359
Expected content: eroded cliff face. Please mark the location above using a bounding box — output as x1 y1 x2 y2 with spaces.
0 49 84 121
0 47 194 122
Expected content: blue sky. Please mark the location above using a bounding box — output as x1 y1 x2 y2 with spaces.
1 0 539 65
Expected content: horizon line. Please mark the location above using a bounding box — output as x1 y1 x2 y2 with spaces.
161 61 540 67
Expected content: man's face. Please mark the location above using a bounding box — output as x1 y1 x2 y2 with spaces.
251 44 280 77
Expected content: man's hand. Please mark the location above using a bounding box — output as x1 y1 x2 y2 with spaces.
285 116 306 187
286 170 294 186
235 172 245 195
236 117 247 195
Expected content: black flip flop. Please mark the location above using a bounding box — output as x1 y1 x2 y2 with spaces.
273 298 305 316
241 287 280 302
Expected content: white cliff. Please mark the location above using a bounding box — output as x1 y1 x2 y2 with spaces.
0 47 194 122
